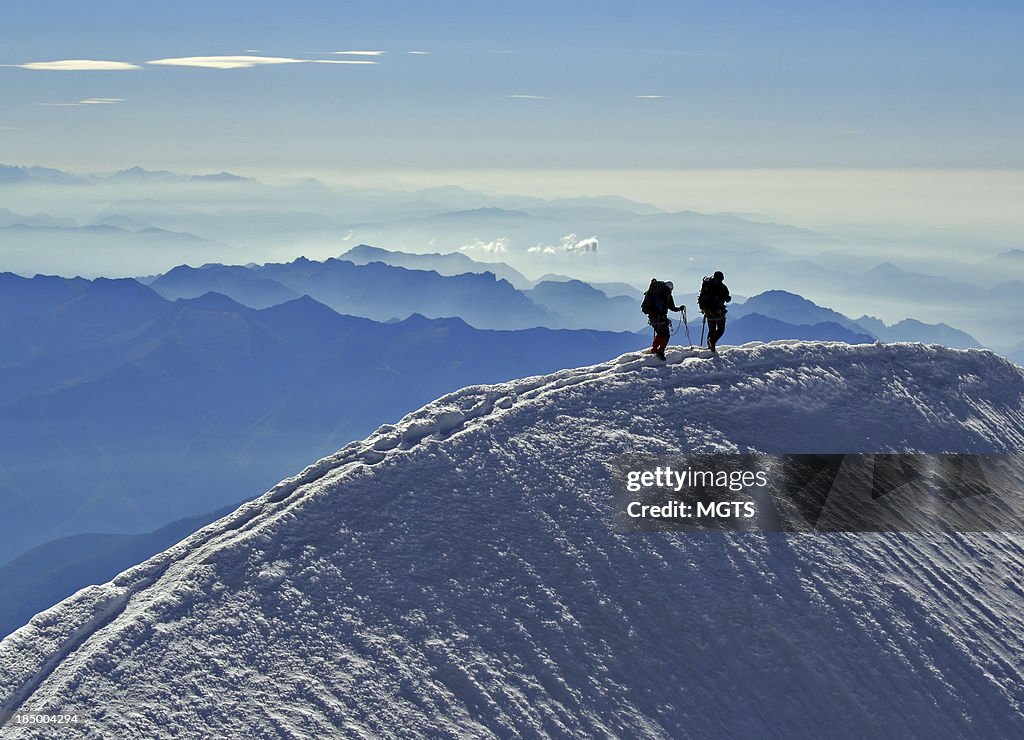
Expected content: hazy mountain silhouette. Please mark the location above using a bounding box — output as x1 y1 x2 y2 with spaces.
526 279 641 331
0 164 83 184
0 222 236 278
0 276 648 565
0 208 76 228
730 290 982 348
150 264 301 308
339 244 532 290
730 290 867 332
854 316 981 349
146 253 645 331
724 314 874 344
861 263 987 304
252 257 554 329
980 248 1024 280
0 503 240 639
534 273 643 299
106 166 184 183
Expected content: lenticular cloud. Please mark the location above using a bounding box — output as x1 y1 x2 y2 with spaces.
17 60 141 71
147 55 378 69
147 56 307 69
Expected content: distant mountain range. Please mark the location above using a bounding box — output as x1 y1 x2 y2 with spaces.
525 279 639 331
252 256 556 329
1 163 1018 351
721 314 874 344
534 273 643 299
149 264 302 309
0 164 259 186
0 503 239 639
0 267 997 641
0 164 82 184
730 290 982 349
339 244 533 290
0 267 987 567
143 250 984 346
106 166 257 184
0 272 651 566
0 220 237 278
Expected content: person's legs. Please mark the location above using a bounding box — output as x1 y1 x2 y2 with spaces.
708 317 726 350
650 317 670 358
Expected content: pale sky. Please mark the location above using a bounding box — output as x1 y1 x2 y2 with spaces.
1 1 1022 227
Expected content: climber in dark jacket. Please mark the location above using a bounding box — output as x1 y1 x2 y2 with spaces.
697 271 731 353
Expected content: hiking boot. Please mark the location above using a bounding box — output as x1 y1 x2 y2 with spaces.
656 351 666 360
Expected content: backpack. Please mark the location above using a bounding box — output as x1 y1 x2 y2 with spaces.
641 278 670 316
698 275 724 315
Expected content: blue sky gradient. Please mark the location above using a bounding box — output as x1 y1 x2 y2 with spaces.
1 1 1022 224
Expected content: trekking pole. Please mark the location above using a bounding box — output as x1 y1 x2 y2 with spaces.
681 307 692 348
700 315 706 347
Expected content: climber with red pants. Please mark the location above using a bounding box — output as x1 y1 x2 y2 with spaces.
641 278 684 361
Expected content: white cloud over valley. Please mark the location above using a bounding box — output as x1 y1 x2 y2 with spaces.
528 233 599 255
459 238 509 254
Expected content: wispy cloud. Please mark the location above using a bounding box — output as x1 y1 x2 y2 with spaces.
635 95 668 99
37 97 124 107
11 60 141 71
528 233 599 255
507 94 551 100
148 55 306 69
407 51 430 55
146 55 378 69
459 237 509 254
332 50 386 56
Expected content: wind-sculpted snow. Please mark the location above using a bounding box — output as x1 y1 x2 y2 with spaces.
2 342 1024 738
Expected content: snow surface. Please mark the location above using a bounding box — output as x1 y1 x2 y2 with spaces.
2 341 1024 738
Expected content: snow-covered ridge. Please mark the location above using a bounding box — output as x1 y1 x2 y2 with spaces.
1 341 1023 738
